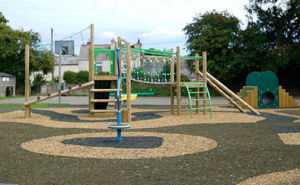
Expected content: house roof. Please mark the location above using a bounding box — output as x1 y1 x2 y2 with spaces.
0 72 15 77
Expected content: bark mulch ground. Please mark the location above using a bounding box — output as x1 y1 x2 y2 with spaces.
0 106 300 184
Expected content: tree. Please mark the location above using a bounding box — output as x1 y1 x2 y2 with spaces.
245 0 300 90
0 12 55 91
183 10 242 85
0 12 8 24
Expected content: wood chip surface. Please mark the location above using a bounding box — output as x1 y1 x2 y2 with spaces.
21 132 217 159
237 168 300 185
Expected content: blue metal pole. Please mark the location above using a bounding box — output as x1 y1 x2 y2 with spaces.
117 129 121 141
116 48 122 141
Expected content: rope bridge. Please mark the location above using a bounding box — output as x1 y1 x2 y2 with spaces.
120 46 176 85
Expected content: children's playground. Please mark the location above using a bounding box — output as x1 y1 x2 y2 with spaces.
1 24 300 185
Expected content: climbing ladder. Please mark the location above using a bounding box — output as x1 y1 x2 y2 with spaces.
184 82 212 118
89 76 124 114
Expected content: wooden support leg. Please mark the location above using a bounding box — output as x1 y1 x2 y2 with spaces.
25 105 31 118
170 86 175 114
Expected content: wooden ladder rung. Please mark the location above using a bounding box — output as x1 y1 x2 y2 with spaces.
91 99 121 103
91 108 126 113
90 89 122 92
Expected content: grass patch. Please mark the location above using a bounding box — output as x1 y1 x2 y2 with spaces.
0 110 15 113
0 96 23 100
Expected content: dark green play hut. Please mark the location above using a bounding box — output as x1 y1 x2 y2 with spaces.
246 71 279 108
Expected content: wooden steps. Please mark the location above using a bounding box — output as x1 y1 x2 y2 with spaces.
237 86 258 109
89 76 123 116
91 89 121 92
91 99 121 103
278 86 299 108
91 108 126 113
94 75 118 81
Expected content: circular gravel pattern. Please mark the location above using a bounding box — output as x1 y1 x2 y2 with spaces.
237 168 300 185
21 132 217 159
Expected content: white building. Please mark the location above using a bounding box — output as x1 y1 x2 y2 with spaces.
34 39 193 82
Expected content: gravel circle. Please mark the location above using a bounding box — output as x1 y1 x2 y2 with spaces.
237 168 300 185
21 132 217 159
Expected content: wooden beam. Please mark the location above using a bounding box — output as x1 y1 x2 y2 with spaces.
195 53 200 113
24 44 31 118
89 24 95 116
90 88 120 92
197 71 245 113
206 72 260 115
91 99 121 103
25 81 94 106
170 48 175 114
202 52 207 115
126 43 131 123
176 46 181 115
94 75 118 81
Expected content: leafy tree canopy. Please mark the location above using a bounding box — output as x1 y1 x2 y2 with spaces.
183 10 241 82
0 12 8 24
183 0 300 91
245 0 300 89
0 11 55 90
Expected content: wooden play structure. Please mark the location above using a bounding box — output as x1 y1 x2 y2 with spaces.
24 24 260 122
237 71 299 109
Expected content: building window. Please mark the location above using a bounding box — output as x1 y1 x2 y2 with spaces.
2 77 10 81
96 66 102 72
96 61 103 73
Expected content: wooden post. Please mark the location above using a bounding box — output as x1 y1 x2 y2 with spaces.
126 43 131 123
170 48 175 114
195 53 200 113
176 47 181 115
202 52 207 115
89 24 95 81
24 44 31 118
89 24 95 116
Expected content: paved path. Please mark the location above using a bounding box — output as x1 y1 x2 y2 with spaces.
1 96 300 106
0 96 228 106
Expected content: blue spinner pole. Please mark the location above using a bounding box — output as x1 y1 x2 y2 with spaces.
116 48 122 141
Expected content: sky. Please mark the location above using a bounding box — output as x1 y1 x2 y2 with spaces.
0 0 250 55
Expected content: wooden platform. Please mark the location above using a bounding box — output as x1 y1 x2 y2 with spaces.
94 75 118 81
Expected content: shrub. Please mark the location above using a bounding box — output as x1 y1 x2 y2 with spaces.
63 71 77 84
31 74 46 95
77 71 89 84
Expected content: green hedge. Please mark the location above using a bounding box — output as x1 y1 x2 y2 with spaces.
63 71 89 84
